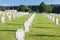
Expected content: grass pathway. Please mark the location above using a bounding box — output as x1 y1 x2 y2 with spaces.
25 14 60 40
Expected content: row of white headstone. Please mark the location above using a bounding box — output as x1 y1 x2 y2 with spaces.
0 11 29 23
16 13 36 40
24 13 36 32
42 13 58 25
50 13 60 18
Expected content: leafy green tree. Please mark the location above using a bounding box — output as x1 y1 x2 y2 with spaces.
39 2 48 12
18 5 32 12
47 5 53 13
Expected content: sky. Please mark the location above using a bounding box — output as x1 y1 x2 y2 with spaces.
0 0 60 6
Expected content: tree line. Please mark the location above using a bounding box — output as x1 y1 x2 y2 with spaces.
18 2 53 13
0 2 60 13
17 2 56 13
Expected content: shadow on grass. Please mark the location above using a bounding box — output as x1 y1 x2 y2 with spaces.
35 22 53 24
6 23 23 25
0 30 16 32
32 27 60 29
30 34 60 37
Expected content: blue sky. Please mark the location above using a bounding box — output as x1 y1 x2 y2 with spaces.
0 0 60 6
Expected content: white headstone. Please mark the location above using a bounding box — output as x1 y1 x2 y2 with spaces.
24 21 29 32
48 15 49 19
16 29 24 40
8 15 11 20
59 14 60 17
1 16 5 23
0 11 2 14
17 14 19 17
56 18 58 25
52 17 54 22
50 16 52 20
7 12 9 16
13 15 15 18
17 38 24 40
3 13 5 16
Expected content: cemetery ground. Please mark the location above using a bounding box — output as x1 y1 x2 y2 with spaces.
0 14 31 40
0 13 60 40
25 14 60 40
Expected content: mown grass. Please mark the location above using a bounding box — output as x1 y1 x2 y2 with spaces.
0 14 31 40
25 14 60 40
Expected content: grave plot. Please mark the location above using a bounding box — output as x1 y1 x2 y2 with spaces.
51 13 60 25
0 14 31 40
42 13 59 25
25 14 60 40
49 13 60 25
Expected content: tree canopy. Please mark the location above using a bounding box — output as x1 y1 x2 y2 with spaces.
39 2 48 12
18 5 32 12
39 2 53 13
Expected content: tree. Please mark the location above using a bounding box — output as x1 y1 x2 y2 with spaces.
39 2 48 12
18 5 32 12
47 5 53 13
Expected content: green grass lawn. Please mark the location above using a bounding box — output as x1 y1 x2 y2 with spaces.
0 13 60 40
0 14 31 40
25 14 60 40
